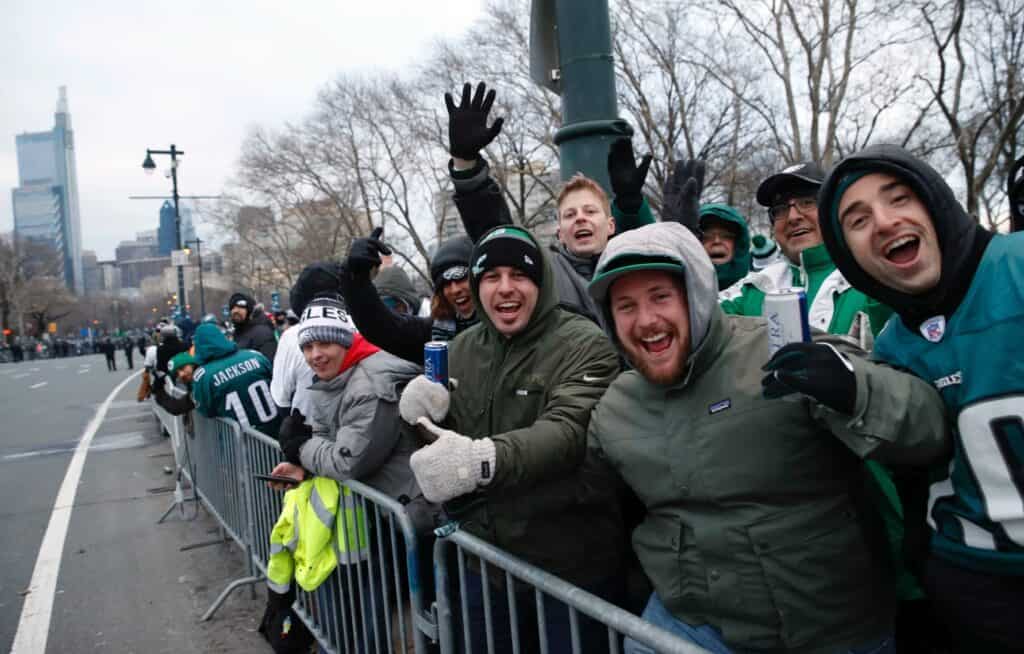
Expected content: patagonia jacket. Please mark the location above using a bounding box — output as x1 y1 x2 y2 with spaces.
443 226 624 588
267 477 369 594
587 222 950 652
720 242 892 339
297 346 441 534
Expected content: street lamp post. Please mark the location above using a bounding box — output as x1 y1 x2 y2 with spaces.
185 237 206 316
142 145 187 320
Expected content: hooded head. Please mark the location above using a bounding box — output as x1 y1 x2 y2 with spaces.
373 266 421 315
818 144 990 325
698 203 751 289
589 222 717 384
193 323 238 364
469 225 555 340
228 292 254 325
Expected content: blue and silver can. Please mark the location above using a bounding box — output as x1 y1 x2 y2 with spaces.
764 289 811 356
424 341 449 386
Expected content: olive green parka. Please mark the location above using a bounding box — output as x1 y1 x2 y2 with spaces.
443 226 624 587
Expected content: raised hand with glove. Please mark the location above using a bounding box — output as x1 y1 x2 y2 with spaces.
607 138 653 214
662 157 706 235
399 374 452 425
409 417 496 504
761 342 857 415
278 408 313 466
445 81 504 164
345 226 392 281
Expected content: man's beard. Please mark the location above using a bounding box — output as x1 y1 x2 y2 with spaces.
624 343 688 386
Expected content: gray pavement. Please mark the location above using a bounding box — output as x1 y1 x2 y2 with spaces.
0 355 268 653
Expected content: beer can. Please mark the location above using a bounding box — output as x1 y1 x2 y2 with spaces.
423 341 449 386
764 289 810 356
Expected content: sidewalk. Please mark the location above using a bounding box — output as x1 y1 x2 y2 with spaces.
47 383 269 653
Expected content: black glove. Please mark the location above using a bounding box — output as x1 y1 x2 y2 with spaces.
761 342 857 414
607 138 652 214
662 158 705 234
444 82 504 160
278 409 313 465
346 226 392 280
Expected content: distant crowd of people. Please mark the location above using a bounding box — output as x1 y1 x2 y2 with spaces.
144 81 1024 654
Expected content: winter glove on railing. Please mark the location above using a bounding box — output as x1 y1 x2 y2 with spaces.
607 138 652 214
445 82 504 160
345 227 392 281
279 409 313 466
399 374 452 425
410 417 496 503
662 158 705 235
761 342 857 415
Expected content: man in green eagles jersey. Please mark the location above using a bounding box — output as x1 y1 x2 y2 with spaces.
191 323 281 437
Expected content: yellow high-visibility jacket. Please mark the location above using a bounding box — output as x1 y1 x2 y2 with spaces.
266 477 369 594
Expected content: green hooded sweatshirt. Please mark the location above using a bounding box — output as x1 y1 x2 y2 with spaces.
699 203 751 290
191 323 281 437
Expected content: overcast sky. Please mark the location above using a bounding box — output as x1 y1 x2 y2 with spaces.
0 0 483 259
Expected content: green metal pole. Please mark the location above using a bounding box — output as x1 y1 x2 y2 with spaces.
551 0 631 193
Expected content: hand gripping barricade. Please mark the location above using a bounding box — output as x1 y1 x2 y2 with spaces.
151 405 707 654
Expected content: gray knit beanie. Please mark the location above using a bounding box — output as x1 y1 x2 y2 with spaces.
297 295 356 349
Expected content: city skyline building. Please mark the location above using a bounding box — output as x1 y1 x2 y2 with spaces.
11 86 84 293
158 200 196 255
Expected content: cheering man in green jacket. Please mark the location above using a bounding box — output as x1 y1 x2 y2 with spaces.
586 221 950 654
400 225 623 654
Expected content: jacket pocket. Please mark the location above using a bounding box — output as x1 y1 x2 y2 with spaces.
746 503 888 649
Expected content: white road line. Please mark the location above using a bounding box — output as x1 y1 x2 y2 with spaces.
11 369 141 654
30 367 39 371
77 369 89 374
29 382 48 389
13 373 31 379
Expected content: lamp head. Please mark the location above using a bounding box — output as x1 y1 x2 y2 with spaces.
142 151 156 175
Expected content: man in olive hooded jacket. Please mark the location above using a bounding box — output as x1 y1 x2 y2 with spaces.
400 224 624 654
586 221 950 654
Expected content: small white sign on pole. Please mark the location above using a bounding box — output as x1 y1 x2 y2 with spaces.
171 249 189 266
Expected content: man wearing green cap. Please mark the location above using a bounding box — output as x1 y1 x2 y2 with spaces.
584 220 949 654
399 224 624 654
151 351 200 415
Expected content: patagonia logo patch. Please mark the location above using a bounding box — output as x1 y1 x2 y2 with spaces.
933 371 962 390
708 399 731 415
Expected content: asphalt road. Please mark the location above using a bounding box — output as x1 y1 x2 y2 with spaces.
0 354 266 653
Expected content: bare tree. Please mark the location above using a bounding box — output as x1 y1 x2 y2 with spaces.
914 0 1023 225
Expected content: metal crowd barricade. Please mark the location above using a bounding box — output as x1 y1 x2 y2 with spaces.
237 424 436 654
433 530 710 654
151 398 199 522
154 407 705 654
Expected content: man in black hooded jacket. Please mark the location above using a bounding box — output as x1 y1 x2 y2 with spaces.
818 144 1023 653
228 291 277 360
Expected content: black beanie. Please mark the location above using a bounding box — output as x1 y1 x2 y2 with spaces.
470 226 543 288
228 292 254 317
429 236 473 289
289 262 344 315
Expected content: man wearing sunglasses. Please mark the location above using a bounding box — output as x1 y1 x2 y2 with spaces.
720 162 891 340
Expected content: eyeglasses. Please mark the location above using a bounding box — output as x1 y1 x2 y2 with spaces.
769 197 817 222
